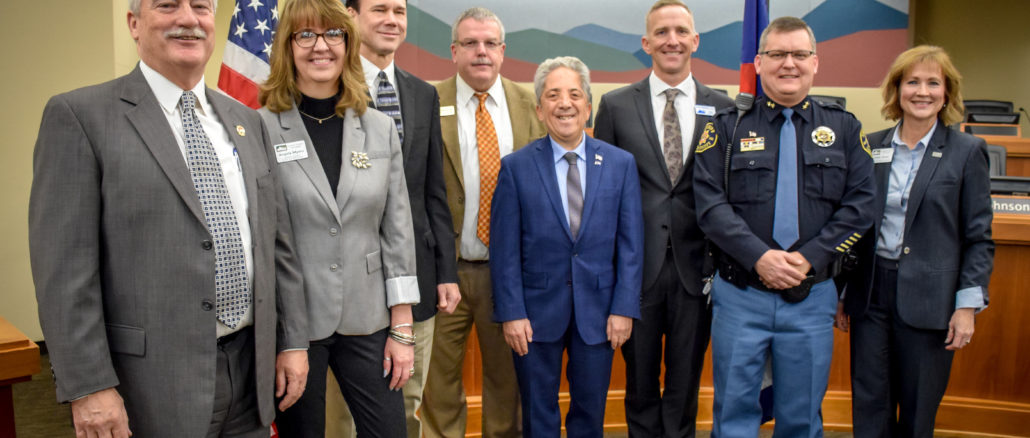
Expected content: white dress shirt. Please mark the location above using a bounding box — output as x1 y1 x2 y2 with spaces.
361 55 397 102
456 76 515 261
139 61 254 337
649 72 697 165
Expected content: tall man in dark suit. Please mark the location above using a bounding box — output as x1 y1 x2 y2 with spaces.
323 2 460 438
593 1 733 436
28 1 308 437
422 7 547 438
491 56 644 438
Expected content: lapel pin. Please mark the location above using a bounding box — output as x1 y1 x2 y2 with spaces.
236 125 246 137
932 151 943 158
594 153 603 165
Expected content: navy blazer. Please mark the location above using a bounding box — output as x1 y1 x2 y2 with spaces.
840 123 994 330
489 135 644 345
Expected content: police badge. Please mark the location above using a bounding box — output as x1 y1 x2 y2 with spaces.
811 126 836 147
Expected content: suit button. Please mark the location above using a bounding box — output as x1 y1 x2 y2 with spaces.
201 240 213 250
330 264 339 272
567 280 573 286
458 196 465 204
903 246 911 255
661 224 669 230
201 299 214 311
330 228 339 236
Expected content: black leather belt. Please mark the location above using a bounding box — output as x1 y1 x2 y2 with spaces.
458 258 489 265
717 257 835 303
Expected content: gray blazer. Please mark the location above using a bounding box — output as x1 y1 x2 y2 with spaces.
29 67 308 437
259 105 419 339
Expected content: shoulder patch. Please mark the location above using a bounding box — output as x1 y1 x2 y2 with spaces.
859 130 872 158
695 122 718 154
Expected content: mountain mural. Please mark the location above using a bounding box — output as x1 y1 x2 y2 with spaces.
398 0 908 86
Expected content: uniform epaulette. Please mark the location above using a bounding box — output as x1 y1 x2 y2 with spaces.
813 99 846 112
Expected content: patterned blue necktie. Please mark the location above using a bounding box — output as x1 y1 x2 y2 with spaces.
773 107 799 249
180 91 250 329
376 71 404 143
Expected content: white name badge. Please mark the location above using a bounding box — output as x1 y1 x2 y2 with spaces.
274 140 309 163
440 105 456 117
695 105 716 116
871 148 894 164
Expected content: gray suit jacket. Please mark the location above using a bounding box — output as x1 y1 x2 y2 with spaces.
259 105 419 339
29 66 307 437
594 77 734 294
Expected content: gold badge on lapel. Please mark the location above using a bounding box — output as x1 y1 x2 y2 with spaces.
802 100 810 110
811 126 836 147
695 122 718 154
236 125 246 137
351 151 371 169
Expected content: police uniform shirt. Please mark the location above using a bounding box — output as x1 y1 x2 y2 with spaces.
692 95 876 275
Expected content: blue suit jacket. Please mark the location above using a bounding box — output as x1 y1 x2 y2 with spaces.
490 135 644 345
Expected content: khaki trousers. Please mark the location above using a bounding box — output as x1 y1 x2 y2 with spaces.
421 260 521 438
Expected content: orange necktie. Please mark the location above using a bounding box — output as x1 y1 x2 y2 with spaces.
475 92 500 247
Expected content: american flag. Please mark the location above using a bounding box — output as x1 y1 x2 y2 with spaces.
218 0 278 109
739 0 768 97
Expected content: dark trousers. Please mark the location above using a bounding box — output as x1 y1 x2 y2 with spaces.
276 329 406 438
512 316 614 438
207 327 267 438
621 249 711 437
850 258 955 438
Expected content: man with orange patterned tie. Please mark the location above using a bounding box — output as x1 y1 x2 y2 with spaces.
421 7 546 438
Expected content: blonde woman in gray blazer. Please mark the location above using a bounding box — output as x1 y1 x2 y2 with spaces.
257 1 418 436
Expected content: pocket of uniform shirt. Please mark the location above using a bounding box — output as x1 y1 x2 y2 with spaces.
728 154 776 203
803 149 847 200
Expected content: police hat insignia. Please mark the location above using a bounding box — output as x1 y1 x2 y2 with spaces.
695 122 718 154
811 126 835 147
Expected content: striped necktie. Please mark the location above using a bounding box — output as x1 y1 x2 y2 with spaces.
376 71 404 143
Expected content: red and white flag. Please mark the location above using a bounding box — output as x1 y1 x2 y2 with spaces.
218 0 278 108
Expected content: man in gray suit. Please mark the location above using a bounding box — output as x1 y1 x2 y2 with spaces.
28 1 308 437
594 1 733 436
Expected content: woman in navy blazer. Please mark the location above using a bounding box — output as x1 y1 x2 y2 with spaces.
836 46 994 437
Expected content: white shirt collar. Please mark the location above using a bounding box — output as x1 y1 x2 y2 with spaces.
649 71 694 99
456 74 504 109
139 61 210 116
361 55 396 91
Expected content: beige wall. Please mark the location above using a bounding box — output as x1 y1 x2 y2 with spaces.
912 0 1030 137
4 1 1027 341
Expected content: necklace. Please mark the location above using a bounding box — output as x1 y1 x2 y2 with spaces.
298 109 337 124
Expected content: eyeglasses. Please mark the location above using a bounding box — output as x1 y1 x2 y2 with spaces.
454 39 503 51
292 28 346 48
759 50 815 61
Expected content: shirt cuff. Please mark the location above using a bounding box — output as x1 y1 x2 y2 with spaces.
386 276 421 308
279 348 308 352
955 286 987 312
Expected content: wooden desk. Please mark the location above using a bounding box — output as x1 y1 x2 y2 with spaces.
0 317 40 437
977 134 1030 177
456 210 1030 436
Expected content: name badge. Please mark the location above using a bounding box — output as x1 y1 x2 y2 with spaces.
740 137 765 152
274 140 308 163
871 148 894 164
695 105 716 116
440 105 456 117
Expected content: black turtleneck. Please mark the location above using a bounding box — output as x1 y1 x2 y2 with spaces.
298 94 343 196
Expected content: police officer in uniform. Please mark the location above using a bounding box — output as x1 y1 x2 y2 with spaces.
692 16 875 438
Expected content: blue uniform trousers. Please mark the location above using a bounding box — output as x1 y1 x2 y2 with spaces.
710 275 837 438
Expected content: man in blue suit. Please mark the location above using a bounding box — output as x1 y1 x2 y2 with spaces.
490 56 644 437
